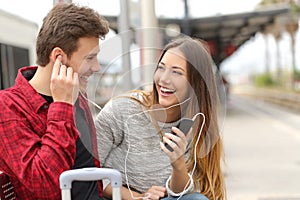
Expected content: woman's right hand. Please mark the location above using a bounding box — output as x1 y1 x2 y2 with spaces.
160 127 191 164
141 186 166 200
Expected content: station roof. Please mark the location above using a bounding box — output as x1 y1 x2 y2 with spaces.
103 5 290 66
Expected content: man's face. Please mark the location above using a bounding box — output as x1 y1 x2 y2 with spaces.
67 37 101 93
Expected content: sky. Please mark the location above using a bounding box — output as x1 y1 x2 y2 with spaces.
0 0 262 27
1 0 298 84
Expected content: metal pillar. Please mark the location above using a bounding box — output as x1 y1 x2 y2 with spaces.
182 0 191 36
140 0 159 89
118 0 133 90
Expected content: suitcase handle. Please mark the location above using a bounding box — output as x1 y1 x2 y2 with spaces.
59 167 122 200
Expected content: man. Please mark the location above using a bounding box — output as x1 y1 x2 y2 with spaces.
0 3 109 199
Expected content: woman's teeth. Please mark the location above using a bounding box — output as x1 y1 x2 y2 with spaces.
161 87 175 93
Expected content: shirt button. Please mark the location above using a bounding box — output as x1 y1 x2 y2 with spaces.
44 105 49 109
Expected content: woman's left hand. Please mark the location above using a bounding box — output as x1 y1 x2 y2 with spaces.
160 127 192 163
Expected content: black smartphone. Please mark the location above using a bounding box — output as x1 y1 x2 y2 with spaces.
165 118 194 152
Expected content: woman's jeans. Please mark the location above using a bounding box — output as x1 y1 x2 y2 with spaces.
161 192 208 200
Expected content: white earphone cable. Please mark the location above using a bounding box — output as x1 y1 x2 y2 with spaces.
122 97 205 200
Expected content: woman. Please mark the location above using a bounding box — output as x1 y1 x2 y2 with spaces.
95 36 226 200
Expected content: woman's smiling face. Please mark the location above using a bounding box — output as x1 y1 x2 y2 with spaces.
154 48 190 108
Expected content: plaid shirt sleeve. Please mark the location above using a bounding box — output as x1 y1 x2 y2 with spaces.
0 101 79 199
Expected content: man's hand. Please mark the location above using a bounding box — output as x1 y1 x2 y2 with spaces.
50 55 79 105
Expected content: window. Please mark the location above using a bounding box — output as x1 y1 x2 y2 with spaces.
0 43 29 89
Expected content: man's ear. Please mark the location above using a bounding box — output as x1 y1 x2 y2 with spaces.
50 47 66 64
